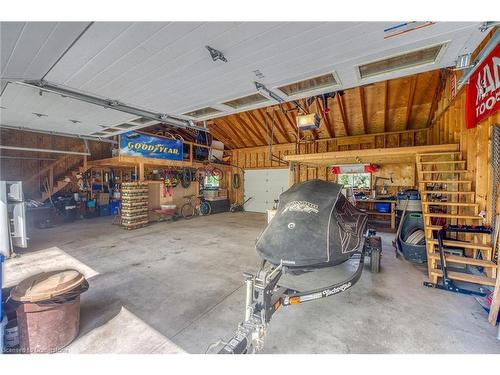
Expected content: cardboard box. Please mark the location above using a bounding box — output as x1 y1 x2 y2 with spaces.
96 192 109 205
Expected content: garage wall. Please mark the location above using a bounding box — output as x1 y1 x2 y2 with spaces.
0 128 112 196
228 128 427 204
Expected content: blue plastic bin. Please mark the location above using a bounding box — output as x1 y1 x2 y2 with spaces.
110 200 120 215
99 204 110 216
375 202 391 213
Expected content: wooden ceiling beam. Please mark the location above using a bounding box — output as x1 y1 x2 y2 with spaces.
273 110 293 143
245 110 276 145
207 121 236 149
211 120 246 149
237 113 267 145
257 108 286 143
231 114 259 147
336 93 349 136
263 109 289 143
257 108 286 145
218 118 251 148
358 87 368 134
405 76 418 130
427 69 448 127
281 103 299 141
315 97 334 138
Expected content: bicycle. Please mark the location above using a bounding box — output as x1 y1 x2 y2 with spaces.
180 194 211 219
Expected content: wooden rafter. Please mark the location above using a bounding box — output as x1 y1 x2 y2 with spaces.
212 120 246 149
218 118 251 148
405 76 418 130
207 121 236 149
258 108 287 143
315 97 334 138
358 87 368 134
245 110 277 145
281 103 299 140
272 109 292 143
384 80 389 132
237 113 267 145
266 108 290 142
232 114 260 147
427 69 447 127
336 94 349 136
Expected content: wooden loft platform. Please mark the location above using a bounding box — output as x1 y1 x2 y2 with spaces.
283 143 459 166
88 155 199 169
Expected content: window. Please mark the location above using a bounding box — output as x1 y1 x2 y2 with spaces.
357 43 446 79
183 107 222 118
204 175 220 189
222 93 269 109
277 73 338 96
338 173 371 189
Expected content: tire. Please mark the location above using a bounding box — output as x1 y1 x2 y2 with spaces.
211 168 223 181
370 249 381 273
232 173 241 189
181 203 195 219
200 201 212 216
181 168 192 189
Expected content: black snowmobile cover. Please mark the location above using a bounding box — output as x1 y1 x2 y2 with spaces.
256 180 368 269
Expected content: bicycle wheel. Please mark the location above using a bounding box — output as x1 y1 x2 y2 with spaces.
200 201 212 216
181 203 195 219
181 168 192 188
211 167 223 181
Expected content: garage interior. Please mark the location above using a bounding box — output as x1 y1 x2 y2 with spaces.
0 21 500 354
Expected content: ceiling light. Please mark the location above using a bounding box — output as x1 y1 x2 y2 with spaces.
358 43 446 79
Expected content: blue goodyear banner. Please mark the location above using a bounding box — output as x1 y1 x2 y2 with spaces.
120 132 183 161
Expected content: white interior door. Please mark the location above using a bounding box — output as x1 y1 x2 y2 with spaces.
244 169 289 213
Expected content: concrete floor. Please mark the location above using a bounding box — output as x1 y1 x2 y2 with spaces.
6 212 500 354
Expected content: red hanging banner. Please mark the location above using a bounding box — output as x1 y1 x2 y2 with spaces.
465 42 500 129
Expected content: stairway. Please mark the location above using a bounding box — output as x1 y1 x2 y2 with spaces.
40 164 90 201
416 151 497 287
25 153 90 202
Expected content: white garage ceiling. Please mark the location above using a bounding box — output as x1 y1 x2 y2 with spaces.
0 21 490 137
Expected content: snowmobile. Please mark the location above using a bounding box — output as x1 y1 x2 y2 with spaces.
213 180 382 354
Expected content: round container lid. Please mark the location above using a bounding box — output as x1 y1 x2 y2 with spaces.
10 269 86 303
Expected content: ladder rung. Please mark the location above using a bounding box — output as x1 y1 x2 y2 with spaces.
421 202 478 207
428 253 495 267
419 180 471 183
419 161 466 164
430 269 496 286
427 239 492 251
424 213 482 220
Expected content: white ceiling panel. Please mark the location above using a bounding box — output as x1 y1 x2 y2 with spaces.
0 22 90 80
0 82 133 135
0 21 491 135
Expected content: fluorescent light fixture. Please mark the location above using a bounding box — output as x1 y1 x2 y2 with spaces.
222 93 269 109
278 73 338 96
182 107 222 118
358 43 446 79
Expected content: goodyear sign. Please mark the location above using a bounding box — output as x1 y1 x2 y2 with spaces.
120 132 183 161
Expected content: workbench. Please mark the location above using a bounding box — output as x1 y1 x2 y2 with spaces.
354 199 396 229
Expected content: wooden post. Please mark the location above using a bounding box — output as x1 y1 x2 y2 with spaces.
139 163 145 181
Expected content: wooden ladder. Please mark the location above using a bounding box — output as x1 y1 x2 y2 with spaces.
416 151 497 287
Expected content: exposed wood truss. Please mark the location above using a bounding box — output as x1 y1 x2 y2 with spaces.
207 69 443 149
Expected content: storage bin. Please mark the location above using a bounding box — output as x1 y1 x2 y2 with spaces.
110 200 120 215
10 270 88 353
99 204 110 216
86 199 96 209
375 202 391 213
